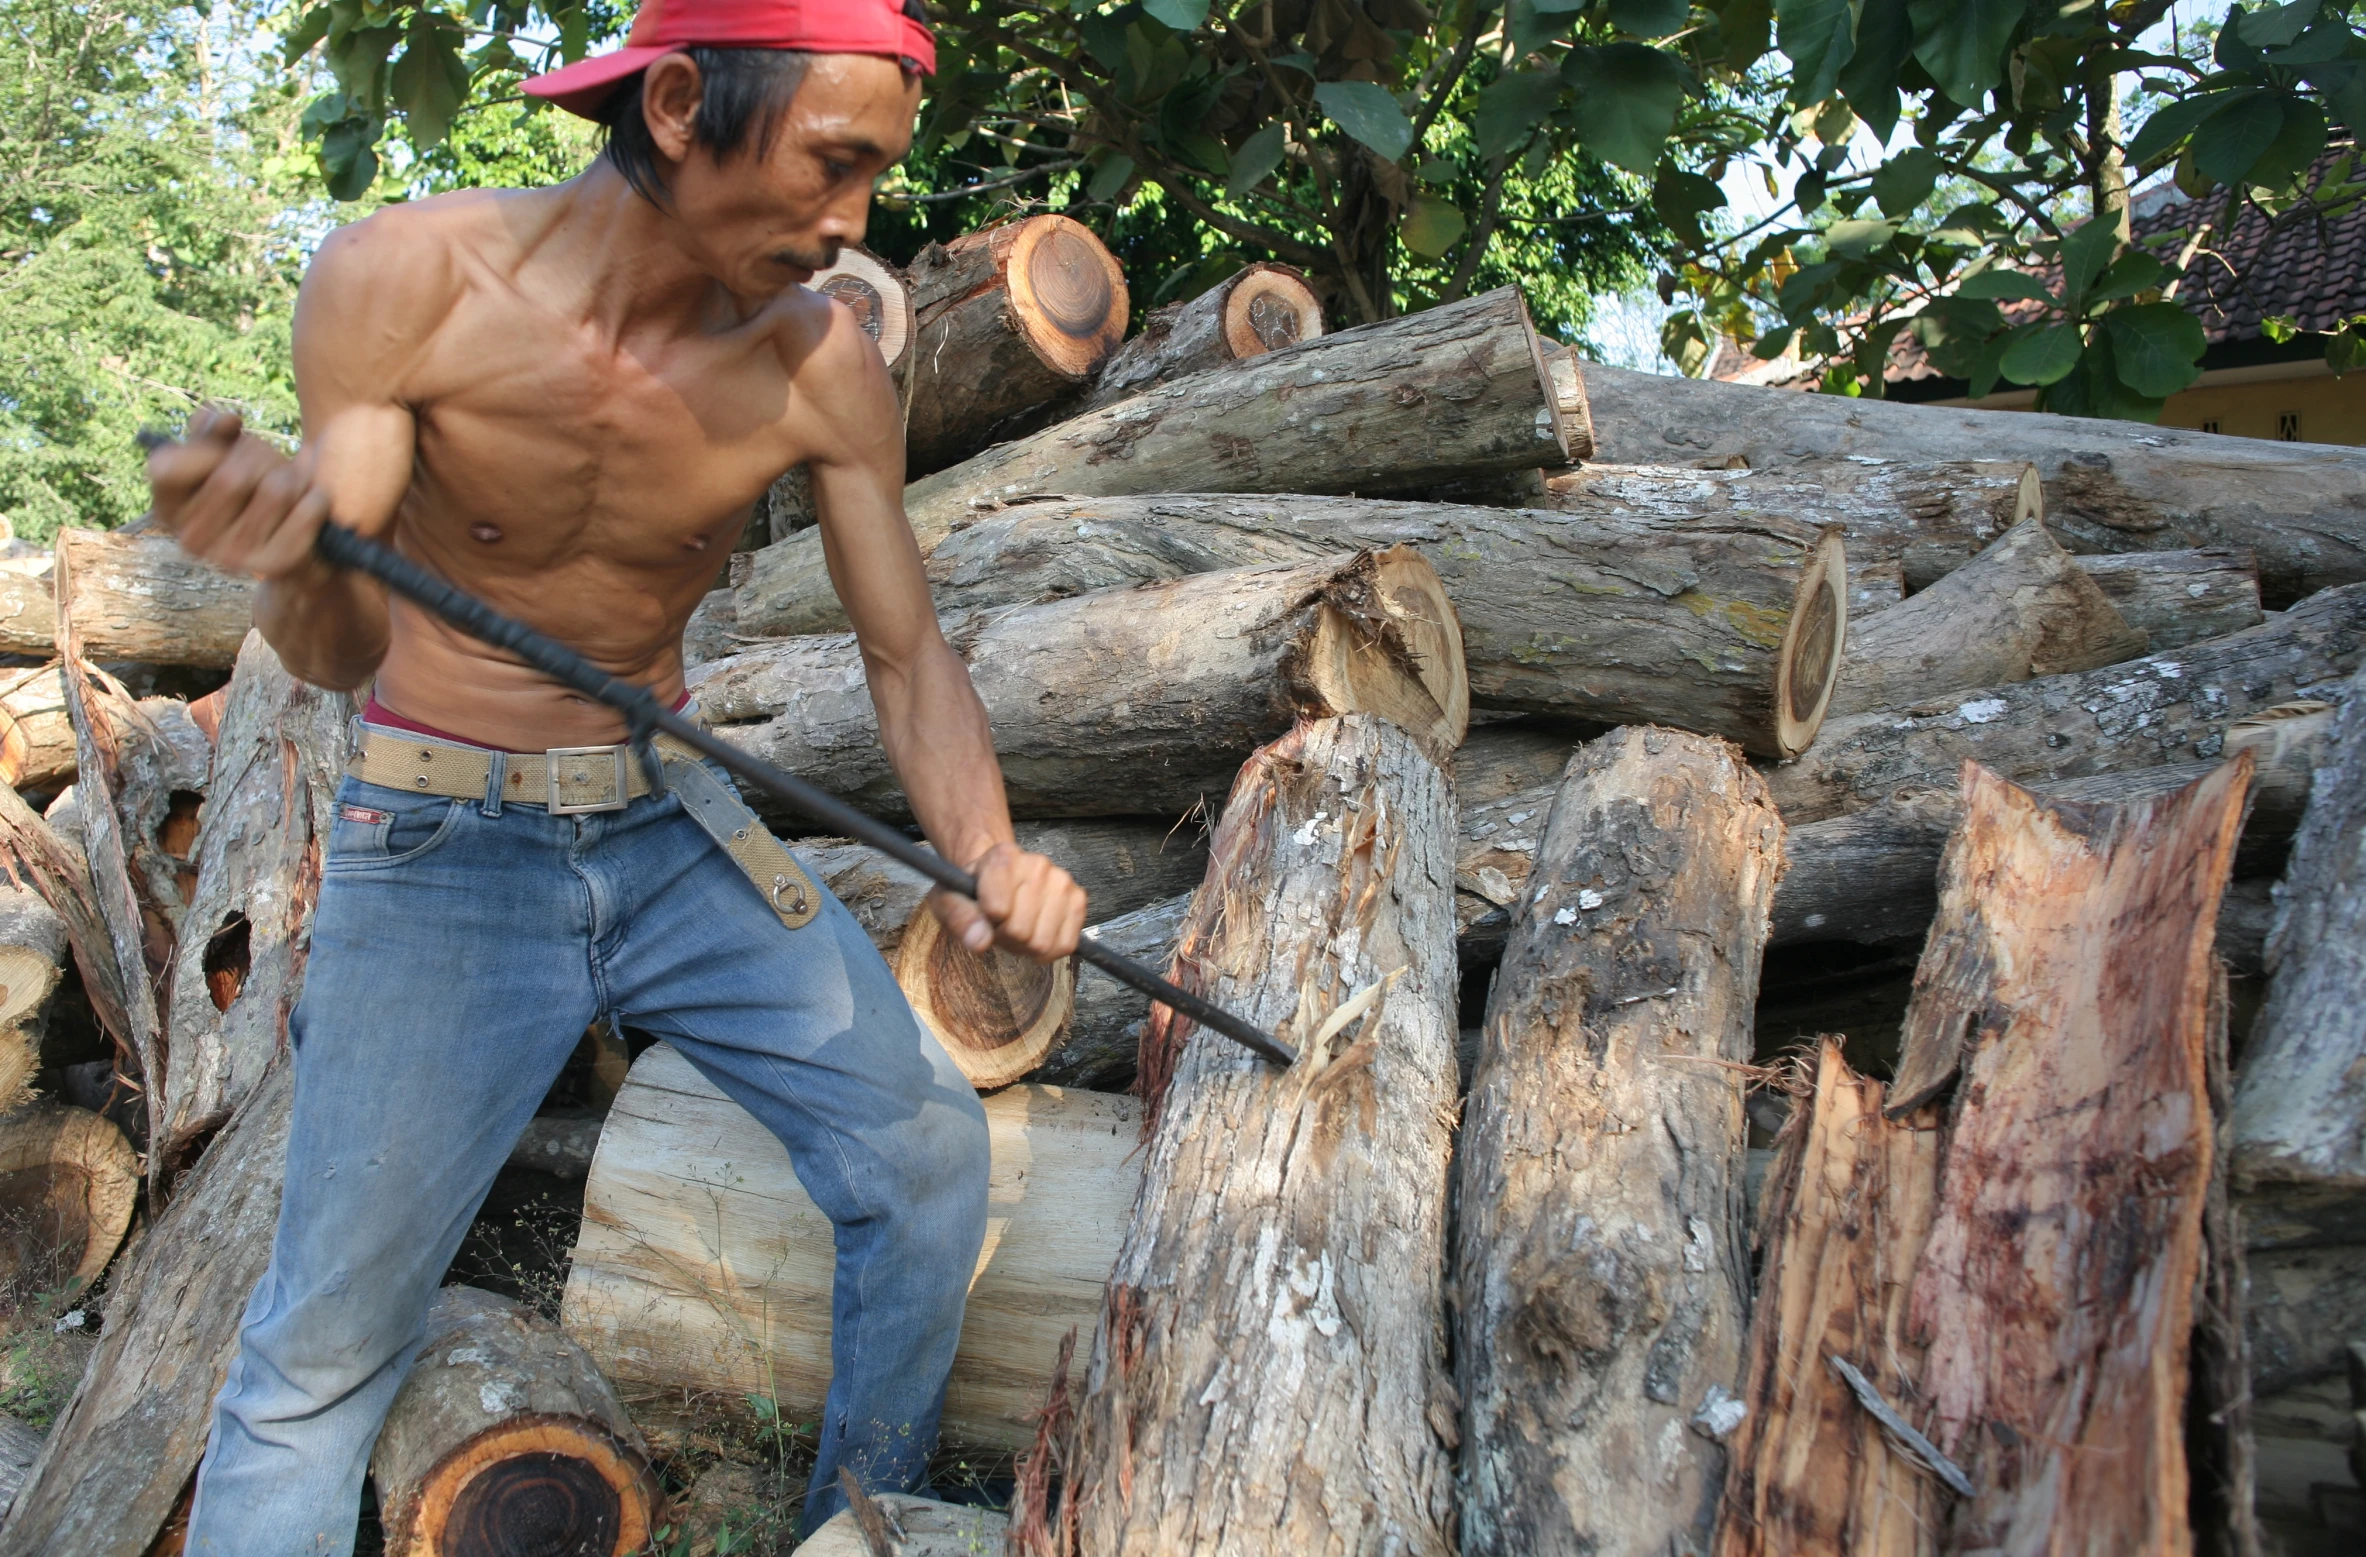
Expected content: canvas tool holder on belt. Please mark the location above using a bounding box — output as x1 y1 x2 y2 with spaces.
349 722 823 929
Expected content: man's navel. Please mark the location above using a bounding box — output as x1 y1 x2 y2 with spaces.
469 522 504 544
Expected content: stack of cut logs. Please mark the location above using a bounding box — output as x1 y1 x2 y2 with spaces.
0 211 2361 1555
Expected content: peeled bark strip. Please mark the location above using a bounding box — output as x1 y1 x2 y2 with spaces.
2078 547 2264 650
372 1286 661 1557
1080 262 1323 412
561 1045 1143 1452
1579 362 2366 604
1765 582 2366 825
893 906 1075 1090
55 528 251 668
0 665 74 794
0 1101 139 1293
1713 1040 1943 1557
892 492 1847 756
0 882 69 1104
902 216 1129 473
694 548 1468 822
0 1058 292 1557
737 287 1569 635
1051 716 1459 1557
1454 726 1783 1557
159 632 352 1162
1826 519 2147 718
1035 891 1191 1091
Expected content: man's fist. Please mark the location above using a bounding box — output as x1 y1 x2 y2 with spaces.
145 407 334 581
932 842 1087 962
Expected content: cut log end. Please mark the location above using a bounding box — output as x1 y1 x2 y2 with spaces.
0 1103 137 1292
1305 545 1471 764
1221 264 1323 358
809 247 913 371
407 1415 657 1557
1008 216 1128 378
1772 528 1849 758
894 906 1076 1090
1514 291 1573 465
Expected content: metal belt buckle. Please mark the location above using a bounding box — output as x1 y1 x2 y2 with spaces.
547 745 632 814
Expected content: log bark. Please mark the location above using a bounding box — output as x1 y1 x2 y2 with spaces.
902 216 1129 474
1080 263 1323 413
2079 547 2264 649
1034 891 1191 1091
55 528 251 669
1763 582 2366 825
1454 725 1783 1557
893 905 1075 1090
560 1044 1143 1452
2230 658 2366 1191
0 665 74 794
159 632 352 1164
1888 759 2247 1552
1453 718 1594 805
2191 963 2263 1557
693 547 1469 822
0 558 53 658
0 782 132 1055
736 286 1571 635
880 491 1849 756
0 1412 40 1526
1046 716 1459 1557
372 1285 662 1557
1578 361 2366 604
1713 1039 1944 1557
0 882 66 1104
1826 519 2147 719
0 1057 292 1557
0 1101 138 1294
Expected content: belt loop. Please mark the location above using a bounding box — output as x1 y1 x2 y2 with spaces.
482 750 507 817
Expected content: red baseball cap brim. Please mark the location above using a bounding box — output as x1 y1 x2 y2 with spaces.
523 0 935 120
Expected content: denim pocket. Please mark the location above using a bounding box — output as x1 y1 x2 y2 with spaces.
324 782 466 870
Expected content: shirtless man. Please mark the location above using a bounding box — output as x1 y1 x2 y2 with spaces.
142 2 1085 1549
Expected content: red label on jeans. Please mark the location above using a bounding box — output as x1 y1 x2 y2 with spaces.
339 805 393 826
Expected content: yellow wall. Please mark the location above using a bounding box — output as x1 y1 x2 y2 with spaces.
2155 368 2366 446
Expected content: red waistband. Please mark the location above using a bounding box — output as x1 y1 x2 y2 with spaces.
362 692 691 750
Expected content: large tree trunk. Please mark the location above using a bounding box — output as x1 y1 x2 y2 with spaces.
692 548 1468 822
1576 361 2366 604
1713 1039 1943 1557
0 1101 139 1295
2079 547 2264 649
877 492 1848 757
560 1045 1143 1453
0 665 74 794
0 1058 292 1557
1454 726 1782 1557
55 528 252 668
1885 760 2247 1552
0 882 68 1104
1764 582 2366 825
372 1286 662 1557
1041 716 1459 1557
901 216 1129 474
736 286 1572 636
1079 263 1324 413
158 632 351 1165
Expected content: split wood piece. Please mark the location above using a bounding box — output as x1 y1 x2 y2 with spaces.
1044 716 1459 1557
1034 891 1191 1091
736 286 1570 635
0 558 54 659
1826 519 2146 719
159 632 352 1164
882 492 1846 757
893 906 1075 1090
372 1285 662 1557
0 1058 292 1557
694 547 1468 822
0 1101 139 1293
1455 726 1783 1557
1546 344 1594 464
0 665 74 794
2231 660 2366 1192
2190 963 2263 1557
2078 547 2264 649
0 883 67 1104
901 216 1129 474
1764 582 2366 825
1080 262 1323 412
1713 1039 1944 1557
0 782 132 1052
54 528 252 669
802 1492 1009 1556
1890 760 2248 1551
561 1045 1142 1452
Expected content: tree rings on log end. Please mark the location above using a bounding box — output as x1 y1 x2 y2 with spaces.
807 246 912 372
407 1415 657 1557
1303 545 1471 764
1771 528 1849 758
0 1102 137 1291
1007 216 1128 380
894 906 1076 1091
1221 263 1324 358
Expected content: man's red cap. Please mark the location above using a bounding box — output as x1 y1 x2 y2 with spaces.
522 0 936 119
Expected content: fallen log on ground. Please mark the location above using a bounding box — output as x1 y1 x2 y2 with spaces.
0 666 73 794
1578 360 2366 603
892 904 1074 1090
0 882 68 1103
55 528 252 669
1764 582 2366 825
561 1045 1143 1451
901 216 1128 474
0 558 52 659
1034 891 1190 1091
372 1285 661 1557
2078 546 2264 649
885 492 1849 756
0 1058 292 1557
693 547 1468 821
806 1493 1009 1556
1455 726 1782 1557
736 286 1572 635
1079 261 1322 412
158 632 352 1164
1040 715 1459 1556
0 1101 138 1294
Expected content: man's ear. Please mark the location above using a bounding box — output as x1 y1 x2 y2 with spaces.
640 53 705 164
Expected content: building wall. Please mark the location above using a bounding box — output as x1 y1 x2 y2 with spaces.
2156 367 2366 446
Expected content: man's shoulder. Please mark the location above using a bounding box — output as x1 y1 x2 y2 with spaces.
298 191 544 363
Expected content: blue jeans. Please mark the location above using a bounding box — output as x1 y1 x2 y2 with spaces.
184 750 990 1555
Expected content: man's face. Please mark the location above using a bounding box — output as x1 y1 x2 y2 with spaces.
665 53 920 298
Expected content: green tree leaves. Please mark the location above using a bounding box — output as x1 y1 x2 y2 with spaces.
1776 0 1859 109
2101 304 2209 398
1906 0 2026 108
1562 43 1692 172
1314 81 1415 161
